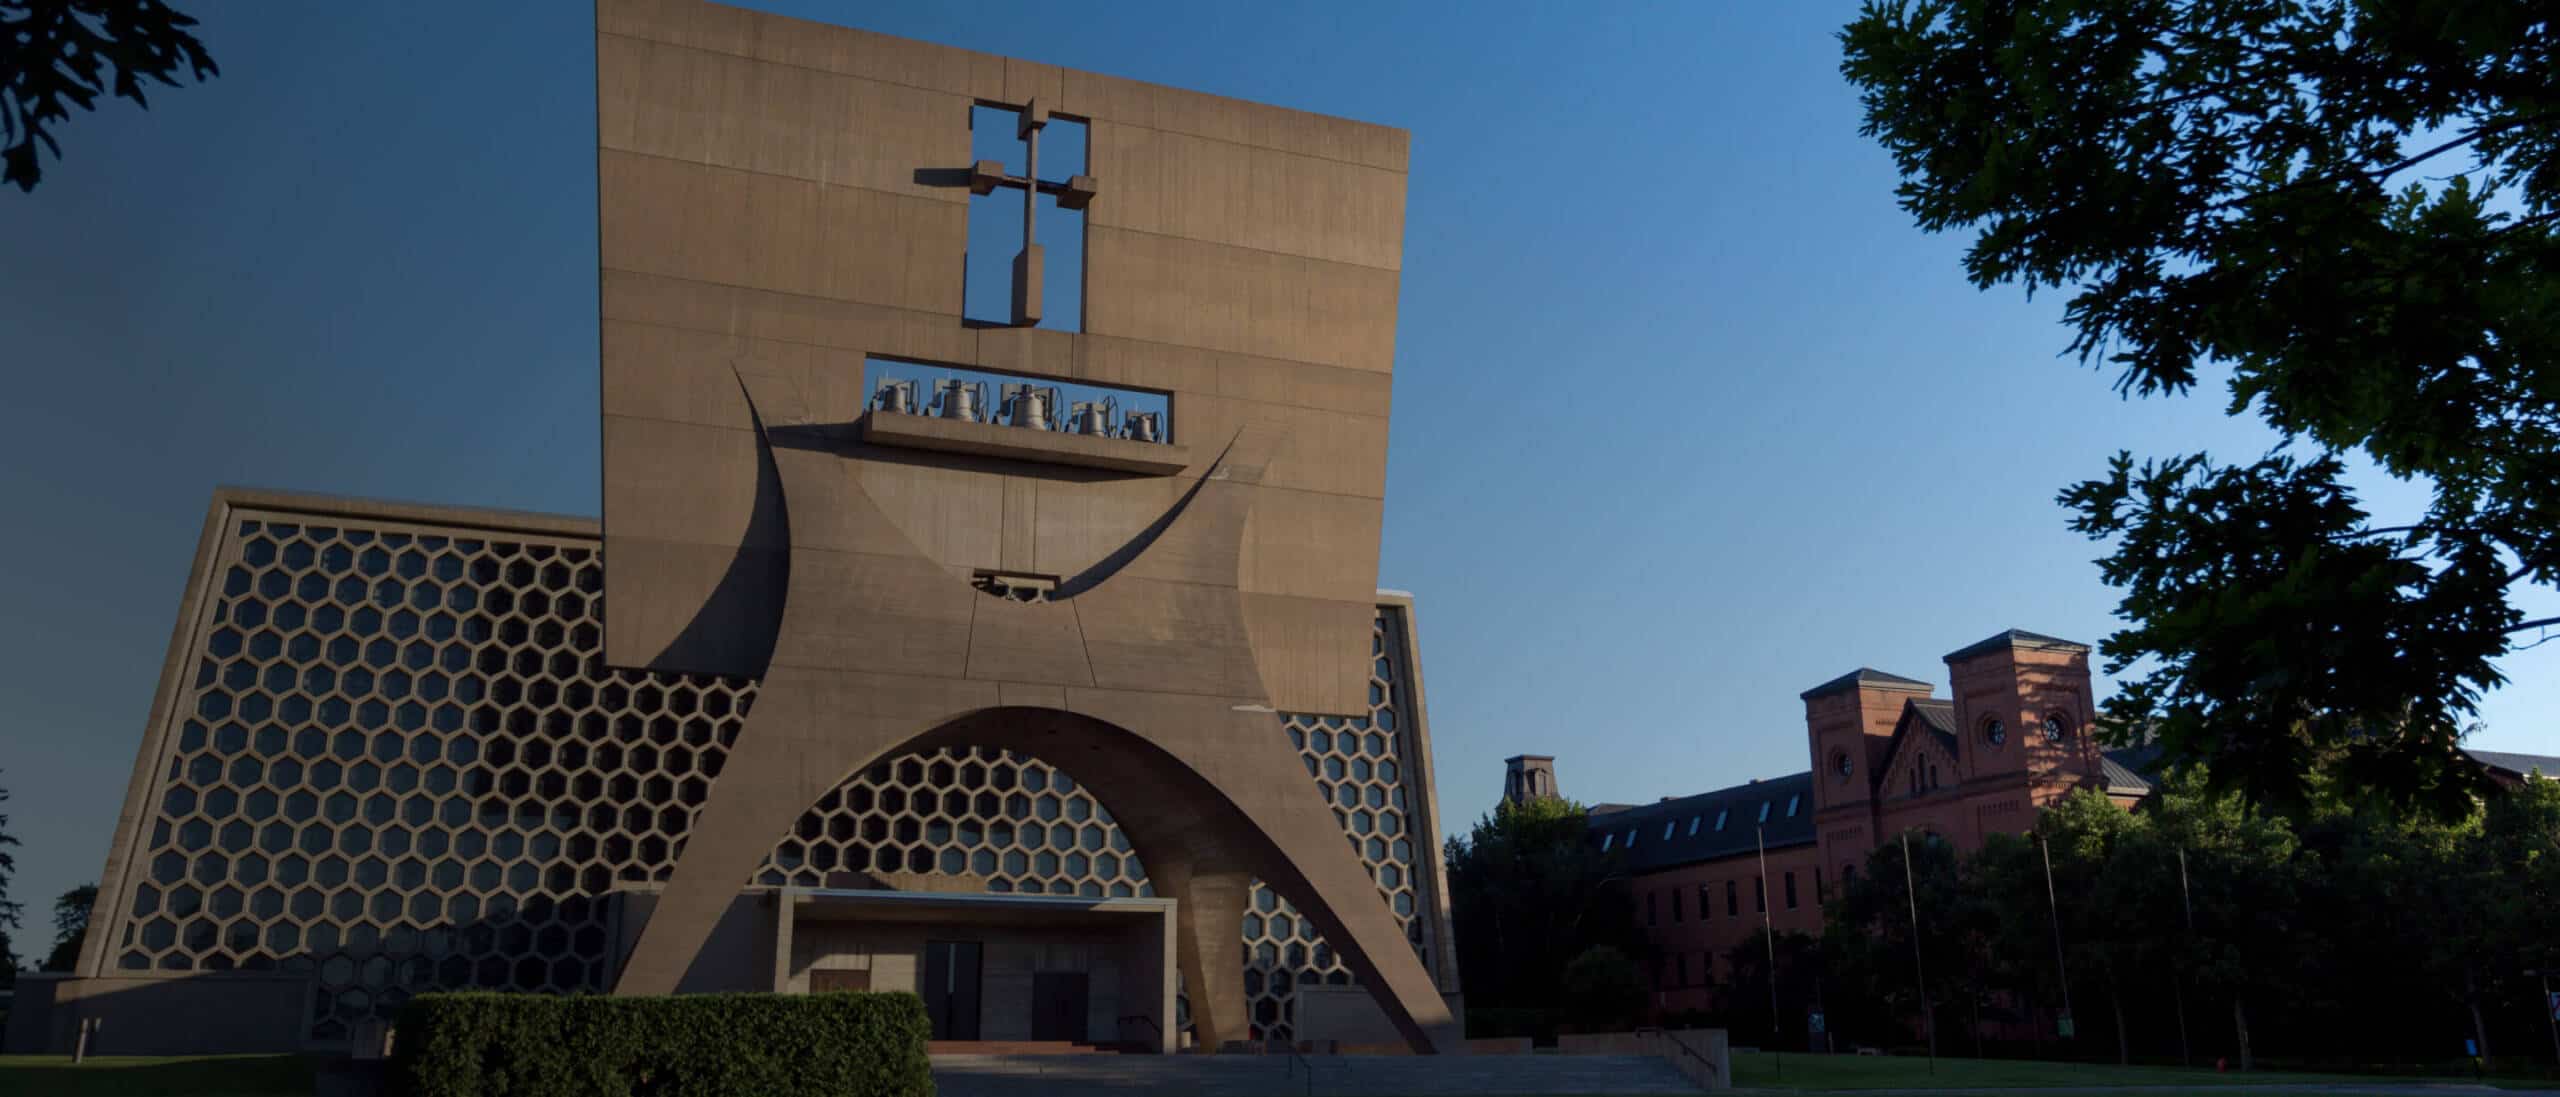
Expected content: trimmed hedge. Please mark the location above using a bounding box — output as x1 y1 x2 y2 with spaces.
393 991 932 1097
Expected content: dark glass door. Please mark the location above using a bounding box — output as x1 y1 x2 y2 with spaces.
1031 971 1090 1042
922 940 982 1040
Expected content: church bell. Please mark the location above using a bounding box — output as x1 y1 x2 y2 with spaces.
871 378 918 416
1000 383 1059 431
1121 411 1162 444
1067 396 1117 437
932 379 987 423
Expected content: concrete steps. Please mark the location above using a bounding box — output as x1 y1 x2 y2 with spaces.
929 1040 1130 1055
930 1052 1700 1097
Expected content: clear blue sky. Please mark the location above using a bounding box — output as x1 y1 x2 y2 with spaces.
3 1 2552 926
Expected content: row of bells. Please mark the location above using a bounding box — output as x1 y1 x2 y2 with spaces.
873 379 1162 443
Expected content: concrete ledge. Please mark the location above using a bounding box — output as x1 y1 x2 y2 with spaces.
861 411 1191 475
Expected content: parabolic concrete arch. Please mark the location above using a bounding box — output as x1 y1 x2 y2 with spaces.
608 373 1461 1053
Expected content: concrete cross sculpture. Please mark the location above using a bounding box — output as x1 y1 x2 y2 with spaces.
968 98 1099 328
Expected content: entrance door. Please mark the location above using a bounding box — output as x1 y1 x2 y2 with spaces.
922 940 982 1040
1030 972 1091 1042
810 969 871 993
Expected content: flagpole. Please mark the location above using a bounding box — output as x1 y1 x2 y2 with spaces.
1902 830 1935 1071
1759 825 1782 1078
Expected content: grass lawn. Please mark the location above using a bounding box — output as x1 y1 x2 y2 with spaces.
0 1053 315 1097
1727 1050 2540 1090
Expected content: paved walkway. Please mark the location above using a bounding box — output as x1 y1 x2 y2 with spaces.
1733 1087 2560 1095
931 1052 1698 1097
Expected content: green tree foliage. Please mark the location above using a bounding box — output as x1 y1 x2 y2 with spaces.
1840 0 2560 819
1560 945 1648 1030
1446 795 1649 1015
1974 793 2146 1063
1817 774 2560 1071
1 0 219 191
1823 834 1999 1055
0 769 21 930
1718 928 1823 1049
44 882 96 972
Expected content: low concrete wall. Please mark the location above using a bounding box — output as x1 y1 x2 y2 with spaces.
1295 985 1468 1053
1463 1036 1534 1054
2 974 63 1053
1 972 309 1055
1557 1027 1730 1090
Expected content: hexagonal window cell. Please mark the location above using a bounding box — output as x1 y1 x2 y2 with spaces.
190 850 231 885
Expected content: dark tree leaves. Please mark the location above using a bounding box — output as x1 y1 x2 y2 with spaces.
45 881 96 971
1842 0 2560 818
2 0 219 192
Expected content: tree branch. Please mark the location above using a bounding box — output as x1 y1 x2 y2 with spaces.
2205 113 2558 214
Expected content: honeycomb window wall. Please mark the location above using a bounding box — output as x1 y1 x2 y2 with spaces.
91 498 1451 1045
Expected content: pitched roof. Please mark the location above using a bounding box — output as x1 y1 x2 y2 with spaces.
2465 748 2560 780
2100 742 2166 795
1799 667 1936 701
1943 629 2091 662
1865 697 1964 794
1909 698 1961 759
1584 772 1818 872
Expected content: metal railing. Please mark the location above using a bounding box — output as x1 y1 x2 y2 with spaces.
1634 1026 1724 1091
1278 1038 1321 1097
1115 1013 1164 1050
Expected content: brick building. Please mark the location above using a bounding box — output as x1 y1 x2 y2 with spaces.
1569 629 2556 1021
1579 629 2150 1017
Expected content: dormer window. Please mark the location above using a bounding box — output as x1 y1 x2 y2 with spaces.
1786 794 1801 817
1756 801 1771 823
1601 833 1615 851
1662 820 1677 840
1687 815 1702 836
1714 808 1729 831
